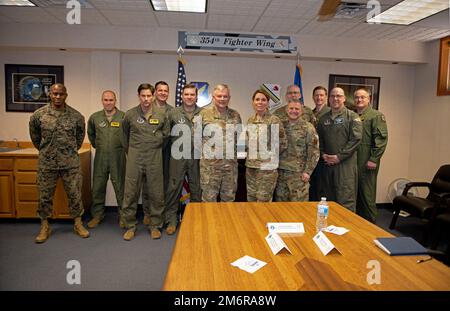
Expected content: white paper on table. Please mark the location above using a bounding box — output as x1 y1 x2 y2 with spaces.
312 231 340 256
267 222 305 234
323 225 349 235
265 232 292 255
231 255 267 274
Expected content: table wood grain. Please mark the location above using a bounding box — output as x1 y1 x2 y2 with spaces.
163 202 450 291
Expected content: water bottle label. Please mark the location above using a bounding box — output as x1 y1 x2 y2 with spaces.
318 204 328 217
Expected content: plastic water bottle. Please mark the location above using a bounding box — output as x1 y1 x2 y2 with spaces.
316 197 329 233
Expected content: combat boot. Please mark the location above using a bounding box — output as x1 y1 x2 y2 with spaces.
143 214 151 225
35 219 51 243
151 228 161 239
123 229 136 241
87 216 102 229
74 217 90 238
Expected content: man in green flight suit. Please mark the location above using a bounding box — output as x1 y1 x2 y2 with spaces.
317 87 362 212
121 83 170 241
164 83 203 235
87 90 126 228
142 81 173 226
273 84 316 126
309 86 331 201
354 88 388 223
29 83 90 243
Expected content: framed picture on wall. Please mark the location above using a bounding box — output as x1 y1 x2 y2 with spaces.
4 64 64 112
328 74 380 111
437 36 450 96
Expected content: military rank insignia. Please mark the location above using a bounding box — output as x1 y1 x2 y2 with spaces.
149 119 160 125
111 122 120 127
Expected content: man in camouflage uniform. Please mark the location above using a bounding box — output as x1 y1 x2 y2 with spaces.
29 83 89 243
276 99 320 201
273 84 316 126
164 83 203 234
142 81 173 226
317 87 362 212
309 86 331 201
354 88 388 223
200 84 242 202
86 90 126 228
121 83 170 241
246 89 287 202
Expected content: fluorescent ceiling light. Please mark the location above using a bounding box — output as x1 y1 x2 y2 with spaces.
367 0 449 25
0 0 35 6
150 0 206 13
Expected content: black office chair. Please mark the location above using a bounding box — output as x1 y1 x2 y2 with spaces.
389 165 450 243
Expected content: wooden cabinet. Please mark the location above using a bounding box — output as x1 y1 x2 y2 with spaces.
0 144 91 219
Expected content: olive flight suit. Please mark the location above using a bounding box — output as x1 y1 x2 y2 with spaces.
309 105 331 201
142 102 173 219
164 105 203 227
87 109 126 220
356 106 388 223
121 105 169 231
317 107 362 212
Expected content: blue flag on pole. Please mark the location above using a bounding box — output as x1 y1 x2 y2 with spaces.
294 63 304 105
175 59 187 107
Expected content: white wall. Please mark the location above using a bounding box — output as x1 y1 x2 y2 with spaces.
409 40 450 189
1 47 417 203
0 22 442 205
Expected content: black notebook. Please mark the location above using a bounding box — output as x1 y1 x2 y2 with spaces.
374 237 428 256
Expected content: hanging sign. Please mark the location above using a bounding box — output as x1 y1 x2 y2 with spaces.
179 31 297 54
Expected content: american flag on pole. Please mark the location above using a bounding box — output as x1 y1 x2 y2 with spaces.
294 62 305 105
175 56 190 207
175 58 187 107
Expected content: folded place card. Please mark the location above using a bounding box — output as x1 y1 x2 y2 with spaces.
231 255 267 274
265 232 292 255
312 231 341 256
267 222 305 234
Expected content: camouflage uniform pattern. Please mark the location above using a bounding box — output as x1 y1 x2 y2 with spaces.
142 102 173 217
356 107 388 223
310 105 331 201
245 112 287 202
276 118 320 202
87 109 126 219
273 104 317 127
200 104 242 202
317 107 362 212
29 104 85 219
121 105 170 230
164 105 203 226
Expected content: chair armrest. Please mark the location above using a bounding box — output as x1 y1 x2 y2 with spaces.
434 192 450 200
402 182 431 195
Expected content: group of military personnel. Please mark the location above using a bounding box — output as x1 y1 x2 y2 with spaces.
29 81 388 243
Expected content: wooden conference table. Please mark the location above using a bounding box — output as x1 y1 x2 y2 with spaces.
163 202 450 291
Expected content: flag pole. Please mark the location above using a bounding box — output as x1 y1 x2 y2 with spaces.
177 45 186 64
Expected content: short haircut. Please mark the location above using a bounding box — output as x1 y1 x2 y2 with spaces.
252 89 270 101
137 83 155 95
286 84 300 94
312 86 328 96
155 81 169 90
102 90 116 100
213 84 230 95
354 87 371 97
287 98 302 105
182 83 198 95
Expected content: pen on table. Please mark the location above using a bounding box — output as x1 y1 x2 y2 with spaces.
416 256 432 264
